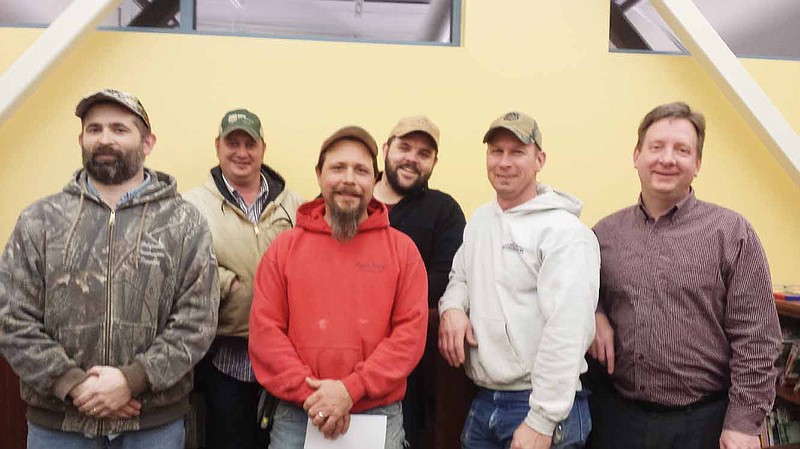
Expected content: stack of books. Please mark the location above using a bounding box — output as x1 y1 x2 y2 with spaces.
760 405 800 446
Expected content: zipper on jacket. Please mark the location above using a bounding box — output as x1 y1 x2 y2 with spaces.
100 209 116 435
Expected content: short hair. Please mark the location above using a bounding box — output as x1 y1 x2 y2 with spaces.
316 137 379 180
636 102 706 158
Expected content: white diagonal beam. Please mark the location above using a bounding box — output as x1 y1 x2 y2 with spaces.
0 0 123 126
651 0 800 187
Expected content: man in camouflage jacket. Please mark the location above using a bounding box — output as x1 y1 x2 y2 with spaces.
0 89 219 448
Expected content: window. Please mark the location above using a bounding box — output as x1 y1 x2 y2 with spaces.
0 0 460 45
609 0 800 60
0 0 179 29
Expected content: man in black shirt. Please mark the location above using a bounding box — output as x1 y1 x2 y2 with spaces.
373 116 468 448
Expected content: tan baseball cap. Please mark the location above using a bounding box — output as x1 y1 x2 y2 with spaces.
320 126 379 158
75 88 151 130
483 111 542 149
388 115 440 149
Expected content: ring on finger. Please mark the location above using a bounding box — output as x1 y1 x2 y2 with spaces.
317 411 326 419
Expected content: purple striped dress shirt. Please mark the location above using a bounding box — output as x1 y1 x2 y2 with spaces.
593 191 782 434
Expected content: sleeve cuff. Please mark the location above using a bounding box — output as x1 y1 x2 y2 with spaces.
53 367 88 401
438 302 466 317
119 360 149 396
723 403 767 435
524 410 558 436
342 373 367 405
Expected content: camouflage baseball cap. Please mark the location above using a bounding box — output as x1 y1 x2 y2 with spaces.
388 115 440 149
218 109 263 141
75 88 151 130
483 111 542 150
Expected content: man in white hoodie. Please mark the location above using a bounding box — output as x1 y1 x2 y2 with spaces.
438 112 600 449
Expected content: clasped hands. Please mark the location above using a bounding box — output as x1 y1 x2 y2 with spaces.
303 377 354 440
70 366 140 420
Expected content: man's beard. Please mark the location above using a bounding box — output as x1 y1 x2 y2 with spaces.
82 144 144 185
327 191 368 242
385 159 430 196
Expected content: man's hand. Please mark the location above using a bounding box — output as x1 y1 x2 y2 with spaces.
438 309 477 368
73 366 134 419
719 429 760 449
510 423 551 449
588 311 615 374
303 378 354 438
230 278 240 293
315 413 351 440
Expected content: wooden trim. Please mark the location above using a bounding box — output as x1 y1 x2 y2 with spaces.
776 300 800 320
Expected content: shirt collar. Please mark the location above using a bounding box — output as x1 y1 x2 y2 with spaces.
220 171 269 202
637 188 697 222
87 172 152 207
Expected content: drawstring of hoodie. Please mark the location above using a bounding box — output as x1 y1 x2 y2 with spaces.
63 191 85 265
133 202 149 269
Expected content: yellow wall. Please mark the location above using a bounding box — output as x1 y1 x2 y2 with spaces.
1 2 799 282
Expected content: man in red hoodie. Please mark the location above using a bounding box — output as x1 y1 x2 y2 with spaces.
248 126 429 449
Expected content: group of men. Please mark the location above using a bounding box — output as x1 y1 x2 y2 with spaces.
0 88 782 449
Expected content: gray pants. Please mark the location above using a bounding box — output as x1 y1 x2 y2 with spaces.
269 400 405 449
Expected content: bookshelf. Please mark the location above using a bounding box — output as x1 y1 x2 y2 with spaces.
772 300 800 448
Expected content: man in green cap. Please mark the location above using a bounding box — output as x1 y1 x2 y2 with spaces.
184 109 304 449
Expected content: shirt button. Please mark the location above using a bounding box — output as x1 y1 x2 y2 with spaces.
640 385 645 391
638 354 645 361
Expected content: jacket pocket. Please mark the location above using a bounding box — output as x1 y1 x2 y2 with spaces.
56 324 103 368
112 321 157 365
467 316 528 386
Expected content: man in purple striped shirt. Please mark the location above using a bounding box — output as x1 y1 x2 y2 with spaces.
587 102 781 449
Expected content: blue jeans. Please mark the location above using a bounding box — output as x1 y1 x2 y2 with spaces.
269 401 405 449
27 418 184 449
462 388 591 449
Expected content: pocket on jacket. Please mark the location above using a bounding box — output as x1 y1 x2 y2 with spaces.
112 321 157 364
56 325 102 367
468 316 528 385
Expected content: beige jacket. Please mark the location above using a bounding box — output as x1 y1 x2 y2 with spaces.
184 166 304 337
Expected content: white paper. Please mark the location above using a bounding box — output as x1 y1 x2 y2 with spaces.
303 414 387 449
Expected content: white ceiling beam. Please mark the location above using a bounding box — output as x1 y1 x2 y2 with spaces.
0 0 123 126
651 0 800 187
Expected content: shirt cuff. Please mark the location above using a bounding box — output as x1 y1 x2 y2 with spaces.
342 373 366 405
119 360 149 397
54 367 89 401
524 409 558 436
723 402 767 435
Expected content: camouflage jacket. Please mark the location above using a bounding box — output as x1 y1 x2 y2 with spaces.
0 169 219 436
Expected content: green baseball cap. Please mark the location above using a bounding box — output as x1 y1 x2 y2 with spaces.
219 109 264 141
483 111 542 149
75 88 151 130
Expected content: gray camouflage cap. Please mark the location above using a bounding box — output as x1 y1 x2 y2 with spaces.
75 88 151 130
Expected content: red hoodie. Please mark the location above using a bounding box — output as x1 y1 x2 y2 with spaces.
249 198 428 412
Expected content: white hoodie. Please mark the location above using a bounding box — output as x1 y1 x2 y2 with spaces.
439 183 599 435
